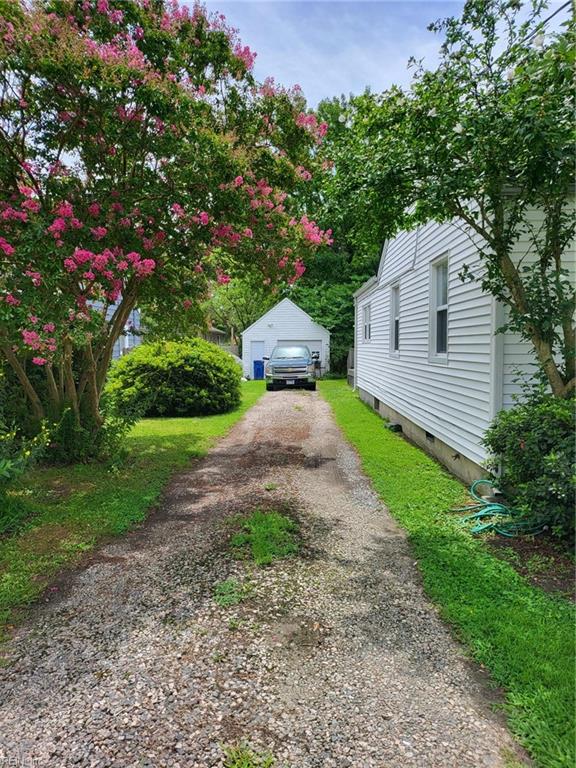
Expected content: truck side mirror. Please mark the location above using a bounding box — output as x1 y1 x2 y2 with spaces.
263 355 269 361
312 352 320 360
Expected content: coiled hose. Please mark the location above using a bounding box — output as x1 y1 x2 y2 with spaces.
455 479 546 537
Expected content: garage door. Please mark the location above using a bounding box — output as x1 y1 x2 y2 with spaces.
278 340 322 359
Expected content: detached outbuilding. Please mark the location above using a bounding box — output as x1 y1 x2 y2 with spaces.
241 298 330 379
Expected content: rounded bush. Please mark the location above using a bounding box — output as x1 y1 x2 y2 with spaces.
106 338 242 418
483 397 575 539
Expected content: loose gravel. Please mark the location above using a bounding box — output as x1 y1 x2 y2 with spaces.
0 391 526 767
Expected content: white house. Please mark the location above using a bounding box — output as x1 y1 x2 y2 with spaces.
241 298 330 379
353 215 567 484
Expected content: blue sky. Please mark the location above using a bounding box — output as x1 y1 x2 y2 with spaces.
202 1 466 106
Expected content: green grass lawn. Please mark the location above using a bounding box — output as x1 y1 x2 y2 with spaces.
0 381 264 635
319 380 575 768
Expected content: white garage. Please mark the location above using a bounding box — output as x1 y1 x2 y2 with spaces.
241 298 330 379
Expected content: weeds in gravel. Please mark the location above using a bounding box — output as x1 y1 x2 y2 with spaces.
223 743 275 768
230 509 299 566
213 578 252 607
320 380 575 768
263 482 278 491
0 382 265 636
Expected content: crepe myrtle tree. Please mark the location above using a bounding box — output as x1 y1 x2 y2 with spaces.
338 0 575 397
0 0 331 451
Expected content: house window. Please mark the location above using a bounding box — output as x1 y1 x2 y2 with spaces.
431 258 448 358
391 284 400 353
363 304 371 341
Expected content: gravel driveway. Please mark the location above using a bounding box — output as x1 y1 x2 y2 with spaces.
0 390 524 768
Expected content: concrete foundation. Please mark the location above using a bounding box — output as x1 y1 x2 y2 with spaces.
357 386 486 486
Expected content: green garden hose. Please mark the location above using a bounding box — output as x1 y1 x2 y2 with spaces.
455 479 546 537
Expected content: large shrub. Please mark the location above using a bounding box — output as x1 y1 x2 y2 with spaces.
106 339 241 418
484 397 575 539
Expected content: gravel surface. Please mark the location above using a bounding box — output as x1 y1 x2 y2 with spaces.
0 391 526 767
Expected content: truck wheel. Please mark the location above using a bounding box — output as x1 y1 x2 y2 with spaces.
266 383 275 391
307 382 317 391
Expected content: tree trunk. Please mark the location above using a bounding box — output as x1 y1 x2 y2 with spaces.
1 343 45 421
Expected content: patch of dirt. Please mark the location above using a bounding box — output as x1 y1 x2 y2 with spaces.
489 534 575 600
18 523 77 556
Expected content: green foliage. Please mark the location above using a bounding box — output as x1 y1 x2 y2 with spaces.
0 421 49 536
323 1 575 396
230 510 299 566
106 339 242 418
223 743 275 768
320 380 575 768
213 578 252 608
484 398 575 538
202 278 278 344
0 382 264 632
292 273 370 372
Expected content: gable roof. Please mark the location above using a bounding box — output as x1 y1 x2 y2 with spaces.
241 297 329 336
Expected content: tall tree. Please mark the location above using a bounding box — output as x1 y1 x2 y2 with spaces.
330 0 576 395
0 0 331 454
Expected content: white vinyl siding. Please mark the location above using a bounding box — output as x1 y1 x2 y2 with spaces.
355 219 494 466
241 298 330 378
355 201 575 467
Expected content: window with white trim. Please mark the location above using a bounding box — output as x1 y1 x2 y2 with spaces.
431 258 448 358
391 284 400 353
363 304 371 342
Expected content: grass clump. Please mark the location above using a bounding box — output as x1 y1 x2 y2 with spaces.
230 509 299 566
319 380 575 768
0 382 264 635
223 743 274 768
213 578 252 607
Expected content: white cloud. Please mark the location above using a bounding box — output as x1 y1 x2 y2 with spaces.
202 1 463 105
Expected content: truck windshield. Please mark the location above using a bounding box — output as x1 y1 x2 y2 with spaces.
272 346 310 359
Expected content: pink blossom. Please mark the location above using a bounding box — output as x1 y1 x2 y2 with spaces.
22 329 40 348
28 315 39 324
117 260 128 271
234 44 256 70
199 211 209 226
0 237 15 256
47 217 67 236
111 202 123 213
73 248 93 264
1 207 27 222
5 293 20 306
83 270 96 280
56 201 74 218
216 272 231 285
25 270 42 286
43 323 55 333
243 228 253 239
171 203 185 218
135 258 156 276
22 199 41 213
233 175 244 187
19 98 28 108
126 251 141 264
88 202 101 216
18 185 34 198
183 299 193 309
194 263 203 273
64 258 77 272
91 226 107 240
32 357 47 366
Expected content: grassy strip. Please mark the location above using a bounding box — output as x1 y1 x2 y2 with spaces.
230 509 299 566
0 381 264 633
319 380 575 768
